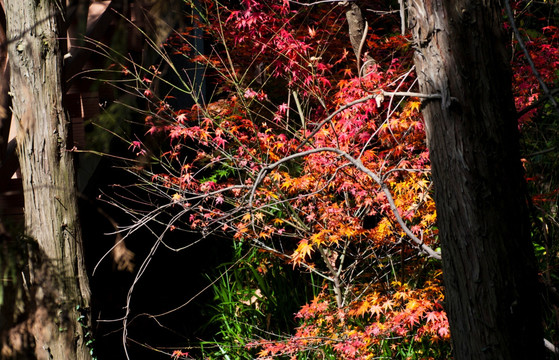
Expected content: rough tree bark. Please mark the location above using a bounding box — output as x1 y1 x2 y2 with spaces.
4 0 92 359
0 1 9 163
345 1 375 71
408 0 544 359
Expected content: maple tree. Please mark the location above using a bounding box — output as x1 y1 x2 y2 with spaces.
94 0 559 358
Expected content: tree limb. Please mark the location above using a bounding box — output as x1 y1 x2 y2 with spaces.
504 0 559 116
249 147 442 260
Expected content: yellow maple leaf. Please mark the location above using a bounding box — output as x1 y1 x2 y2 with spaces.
354 300 370 317
254 212 264 223
257 349 269 357
292 239 314 264
409 101 421 113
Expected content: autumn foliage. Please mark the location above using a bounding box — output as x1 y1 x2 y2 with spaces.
104 0 559 358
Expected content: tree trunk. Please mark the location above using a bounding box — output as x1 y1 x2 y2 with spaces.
408 1 544 359
4 0 92 359
0 2 10 163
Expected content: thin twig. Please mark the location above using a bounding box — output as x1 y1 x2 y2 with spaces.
398 0 406 34
249 147 442 259
504 1 559 116
356 20 368 77
288 0 356 6
296 90 440 151
517 88 559 118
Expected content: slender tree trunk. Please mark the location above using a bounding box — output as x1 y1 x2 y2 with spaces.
408 1 544 358
345 2 375 70
5 0 92 359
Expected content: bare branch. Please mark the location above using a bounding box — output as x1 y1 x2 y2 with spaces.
288 0 356 6
296 90 442 151
504 0 559 116
249 147 442 259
